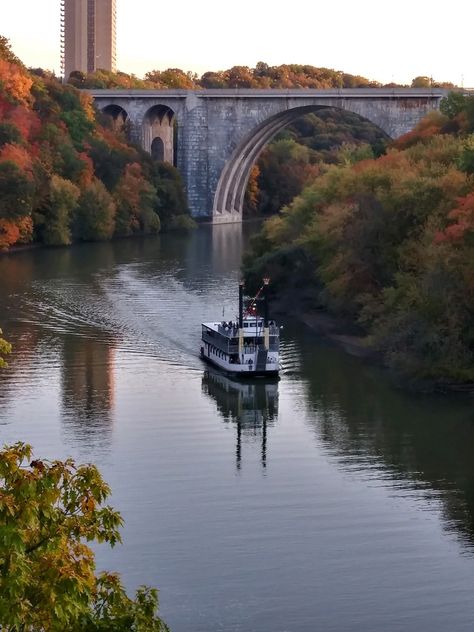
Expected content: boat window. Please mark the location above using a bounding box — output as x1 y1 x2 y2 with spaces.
243 323 248 328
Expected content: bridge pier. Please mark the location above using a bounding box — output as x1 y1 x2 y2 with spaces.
91 88 448 223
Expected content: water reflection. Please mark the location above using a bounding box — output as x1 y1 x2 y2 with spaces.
290 323 474 548
202 368 278 469
61 336 115 447
3 227 474 631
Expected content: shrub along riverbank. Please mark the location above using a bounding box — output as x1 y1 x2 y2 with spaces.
0 37 192 252
244 93 474 390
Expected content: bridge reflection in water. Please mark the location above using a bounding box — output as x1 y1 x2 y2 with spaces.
202 368 278 469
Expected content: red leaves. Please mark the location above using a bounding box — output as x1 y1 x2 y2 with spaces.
7 105 41 140
436 192 474 243
0 217 32 249
0 143 33 172
392 112 447 150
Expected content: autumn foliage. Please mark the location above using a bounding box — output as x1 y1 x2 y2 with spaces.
0 37 189 251
245 93 474 387
0 442 168 630
69 61 456 92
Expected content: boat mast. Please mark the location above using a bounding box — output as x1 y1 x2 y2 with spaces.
263 277 270 351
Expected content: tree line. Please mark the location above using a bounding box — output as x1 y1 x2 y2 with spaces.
66 63 456 91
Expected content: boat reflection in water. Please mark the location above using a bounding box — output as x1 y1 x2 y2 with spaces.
202 367 278 469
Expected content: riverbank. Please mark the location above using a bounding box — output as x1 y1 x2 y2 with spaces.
0 220 197 257
272 290 474 395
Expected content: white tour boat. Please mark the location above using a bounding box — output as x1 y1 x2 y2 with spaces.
200 279 280 378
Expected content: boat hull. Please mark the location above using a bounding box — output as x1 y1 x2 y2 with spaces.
200 350 279 379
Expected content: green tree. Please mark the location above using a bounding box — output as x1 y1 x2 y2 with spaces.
440 91 467 119
0 442 168 631
0 161 35 219
0 123 22 148
88 137 134 191
256 139 320 215
114 163 160 236
41 175 80 245
74 180 116 241
150 162 190 230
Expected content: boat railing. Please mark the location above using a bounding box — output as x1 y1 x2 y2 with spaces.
203 328 279 353
216 324 280 336
217 324 239 337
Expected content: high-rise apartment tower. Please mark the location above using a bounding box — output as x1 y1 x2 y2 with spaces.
60 0 117 79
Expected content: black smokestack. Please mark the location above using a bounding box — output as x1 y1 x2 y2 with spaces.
239 281 244 328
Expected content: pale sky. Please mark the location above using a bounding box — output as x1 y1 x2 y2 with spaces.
2 0 473 86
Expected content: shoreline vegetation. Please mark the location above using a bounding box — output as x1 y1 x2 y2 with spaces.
244 93 474 393
273 292 474 394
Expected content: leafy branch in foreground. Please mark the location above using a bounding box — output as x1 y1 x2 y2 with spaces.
0 442 168 631
0 328 11 368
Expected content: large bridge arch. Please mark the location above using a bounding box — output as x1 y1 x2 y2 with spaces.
213 104 391 217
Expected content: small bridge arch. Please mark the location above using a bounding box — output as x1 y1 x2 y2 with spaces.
143 104 175 164
101 104 129 132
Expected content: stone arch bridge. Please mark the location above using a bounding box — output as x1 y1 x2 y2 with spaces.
90 88 448 223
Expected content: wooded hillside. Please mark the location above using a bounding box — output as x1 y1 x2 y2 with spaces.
244 93 474 388
0 37 190 251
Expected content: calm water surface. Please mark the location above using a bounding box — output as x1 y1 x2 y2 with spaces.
0 224 473 632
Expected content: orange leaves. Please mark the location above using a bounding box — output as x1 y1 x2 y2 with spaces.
0 216 33 249
81 495 96 514
0 100 41 147
392 112 448 150
0 59 32 104
0 143 33 173
244 164 261 214
114 163 144 213
113 162 158 235
437 192 474 243
78 91 95 122
77 152 94 187
0 219 20 249
95 124 135 154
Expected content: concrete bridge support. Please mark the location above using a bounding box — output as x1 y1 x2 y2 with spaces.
91 88 448 223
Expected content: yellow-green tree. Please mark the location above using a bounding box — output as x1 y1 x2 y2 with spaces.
0 328 11 368
0 442 169 631
41 175 80 245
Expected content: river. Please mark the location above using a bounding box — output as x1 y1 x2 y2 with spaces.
0 224 473 632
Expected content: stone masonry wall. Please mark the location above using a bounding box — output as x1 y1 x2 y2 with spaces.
91 89 447 221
